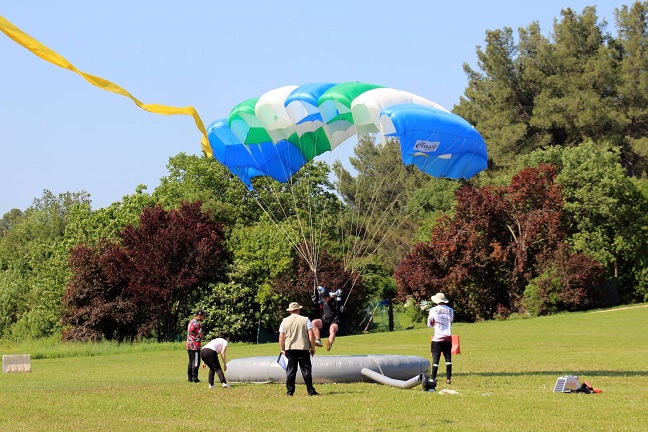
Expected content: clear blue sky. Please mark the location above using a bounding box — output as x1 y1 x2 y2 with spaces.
1 1 622 216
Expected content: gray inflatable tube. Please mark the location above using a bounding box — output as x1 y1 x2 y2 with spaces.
226 354 430 384
360 367 423 389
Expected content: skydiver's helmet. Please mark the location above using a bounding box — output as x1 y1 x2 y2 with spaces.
318 286 342 301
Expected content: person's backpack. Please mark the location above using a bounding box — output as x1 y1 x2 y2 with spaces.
573 381 602 393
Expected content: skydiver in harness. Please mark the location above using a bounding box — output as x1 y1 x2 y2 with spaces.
312 286 344 351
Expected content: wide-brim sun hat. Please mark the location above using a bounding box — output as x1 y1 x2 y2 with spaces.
431 293 449 304
286 302 303 311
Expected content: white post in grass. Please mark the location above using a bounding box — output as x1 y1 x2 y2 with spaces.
2 354 32 373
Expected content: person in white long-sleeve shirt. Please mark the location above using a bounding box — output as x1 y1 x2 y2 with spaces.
427 292 454 385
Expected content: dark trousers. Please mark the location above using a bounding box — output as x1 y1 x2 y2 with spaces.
187 349 201 381
431 340 452 380
200 348 226 386
284 349 317 395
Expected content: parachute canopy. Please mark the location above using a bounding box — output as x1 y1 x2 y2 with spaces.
207 82 488 189
0 18 489 189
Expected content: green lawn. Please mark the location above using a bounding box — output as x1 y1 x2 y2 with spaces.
1 305 646 431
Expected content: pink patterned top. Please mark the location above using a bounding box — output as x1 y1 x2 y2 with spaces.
186 318 203 350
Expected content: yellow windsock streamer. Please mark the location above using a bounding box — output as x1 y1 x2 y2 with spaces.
0 16 212 158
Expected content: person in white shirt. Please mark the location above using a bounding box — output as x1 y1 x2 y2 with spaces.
200 332 231 389
427 292 454 385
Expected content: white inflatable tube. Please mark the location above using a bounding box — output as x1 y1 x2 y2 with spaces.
360 367 422 389
226 354 430 384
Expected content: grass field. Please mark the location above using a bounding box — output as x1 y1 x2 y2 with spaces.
1 305 646 431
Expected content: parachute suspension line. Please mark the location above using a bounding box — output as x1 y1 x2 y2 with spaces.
296 158 330 279
328 146 364 275
347 168 400 268
254 165 323 283
313 273 320 295
283 176 319 275
249 192 299 247
335 137 453 305
249 184 317 275
333 171 350 273
228 111 324 279
336 140 419 276
337 163 368 273
245 136 339 292
350 142 394 269
331 138 416 303
342 207 419 308
359 161 419 255
341 269 364 308
337 169 383 272
294 171 320 276
338 166 413 303
332 146 378 274
287 129 345 289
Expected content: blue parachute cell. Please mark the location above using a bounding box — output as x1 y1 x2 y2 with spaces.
380 104 488 180
248 139 307 183
284 82 337 125
207 119 265 189
207 118 307 190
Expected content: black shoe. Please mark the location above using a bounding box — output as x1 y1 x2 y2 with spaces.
193 379 201 383
308 392 320 396
286 393 294 397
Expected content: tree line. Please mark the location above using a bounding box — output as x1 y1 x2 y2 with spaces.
1 3 647 342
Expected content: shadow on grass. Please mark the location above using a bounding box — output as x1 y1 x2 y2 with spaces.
464 370 648 378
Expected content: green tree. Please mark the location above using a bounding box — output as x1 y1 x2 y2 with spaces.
219 220 295 339
0 209 24 237
405 177 462 243
64 185 155 248
455 4 645 175
455 25 538 167
153 153 253 224
615 2 648 175
0 190 91 338
523 142 648 302
201 281 257 342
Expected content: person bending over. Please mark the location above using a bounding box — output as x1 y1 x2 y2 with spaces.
201 331 231 389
